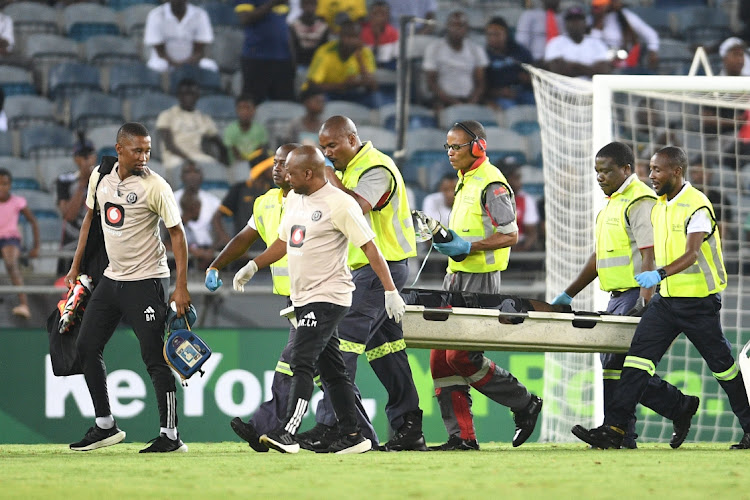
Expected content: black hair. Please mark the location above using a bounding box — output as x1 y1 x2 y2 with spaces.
0 167 10 181
487 16 508 30
236 94 256 106
451 120 487 141
116 122 150 144
596 141 634 168
655 146 688 174
435 172 457 191
176 78 199 91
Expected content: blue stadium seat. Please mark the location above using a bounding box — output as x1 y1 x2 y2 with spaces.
109 63 162 98
84 35 140 66
439 104 500 129
2 2 60 39
169 65 223 95
196 95 237 130
70 91 124 129
0 132 14 156
0 65 37 97
0 158 38 189
4 95 57 129
380 103 437 130
254 100 305 126
126 92 178 124
48 63 102 100
106 0 157 11
485 127 527 165
118 4 156 38
322 100 375 126
211 30 244 74
21 124 74 159
64 3 121 42
357 125 397 155
23 35 81 94
202 2 240 31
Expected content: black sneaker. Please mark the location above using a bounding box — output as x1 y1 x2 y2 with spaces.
670 396 700 449
297 423 335 451
139 433 188 453
428 434 479 451
315 432 372 454
512 395 543 447
730 432 750 449
379 409 428 451
571 424 625 449
69 424 126 451
260 430 300 454
230 417 268 452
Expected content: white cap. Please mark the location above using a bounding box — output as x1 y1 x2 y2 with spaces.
719 37 747 58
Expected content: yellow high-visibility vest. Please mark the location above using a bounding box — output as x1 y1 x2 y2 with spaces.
253 188 290 296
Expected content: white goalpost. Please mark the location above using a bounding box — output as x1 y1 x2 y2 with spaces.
528 65 750 443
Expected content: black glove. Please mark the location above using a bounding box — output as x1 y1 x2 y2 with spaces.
626 296 647 317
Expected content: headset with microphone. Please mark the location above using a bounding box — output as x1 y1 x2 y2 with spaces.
454 122 487 158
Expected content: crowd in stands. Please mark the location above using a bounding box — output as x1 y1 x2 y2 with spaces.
0 0 746 315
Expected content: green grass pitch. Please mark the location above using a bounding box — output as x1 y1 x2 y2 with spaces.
1 442 747 499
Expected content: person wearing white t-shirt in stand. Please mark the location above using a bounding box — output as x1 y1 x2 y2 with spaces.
544 6 611 79
421 173 456 226
232 145 406 454
144 0 218 73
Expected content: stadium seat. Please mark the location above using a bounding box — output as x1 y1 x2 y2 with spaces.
401 128 451 189
322 101 375 126
24 34 81 95
108 63 162 98
63 3 121 42
439 104 500 129
196 161 231 190
118 3 156 55
106 0 157 11
406 34 439 60
0 65 37 96
484 127 527 165
628 6 673 37
169 65 223 95
125 92 177 123
48 63 102 100
504 105 540 136
37 156 75 192
211 30 244 74
492 7 524 28
0 158 38 189
86 124 122 153
194 95 235 132
255 100 305 126
379 103 437 130
69 91 124 129
83 35 140 66
15 191 56 213
3 95 58 129
0 132 14 156
21 124 74 159
35 211 64 245
357 125 397 155
2 1 60 48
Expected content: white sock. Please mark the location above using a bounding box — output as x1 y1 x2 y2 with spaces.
161 427 178 440
96 415 115 429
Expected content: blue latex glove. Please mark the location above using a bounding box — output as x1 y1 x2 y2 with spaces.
551 291 573 305
205 267 223 292
635 270 662 288
433 229 472 257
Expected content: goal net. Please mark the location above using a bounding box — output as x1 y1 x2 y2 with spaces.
528 65 750 444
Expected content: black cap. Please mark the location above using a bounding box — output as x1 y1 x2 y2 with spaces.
564 6 586 19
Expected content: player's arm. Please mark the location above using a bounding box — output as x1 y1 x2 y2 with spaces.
167 222 191 316
20 204 40 258
65 207 94 287
361 240 397 291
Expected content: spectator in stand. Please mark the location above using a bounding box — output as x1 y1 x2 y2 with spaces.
361 1 399 70
289 0 330 71
0 11 13 58
483 16 534 111
0 168 39 320
316 0 367 30
589 0 659 72
516 0 563 65
179 190 215 271
144 0 218 73
384 0 436 34
223 94 269 166
213 152 275 243
422 11 487 111
156 78 228 173
172 162 222 263
501 159 539 252
56 135 97 275
421 173 456 225
544 6 611 79
718 37 749 76
303 19 379 108
284 87 326 146
236 0 296 102
635 158 651 186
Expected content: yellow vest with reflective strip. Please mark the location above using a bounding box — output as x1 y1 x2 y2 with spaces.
253 188 290 296
448 160 512 273
595 179 656 292
341 141 416 269
652 185 726 297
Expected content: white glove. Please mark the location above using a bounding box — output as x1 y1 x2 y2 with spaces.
384 290 406 323
233 260 258 292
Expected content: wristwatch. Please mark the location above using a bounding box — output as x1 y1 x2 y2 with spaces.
657 268 667 281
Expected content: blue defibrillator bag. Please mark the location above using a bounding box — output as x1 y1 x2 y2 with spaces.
163 303 210 382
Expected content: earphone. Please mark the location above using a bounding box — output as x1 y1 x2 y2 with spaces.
454 122 487 158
